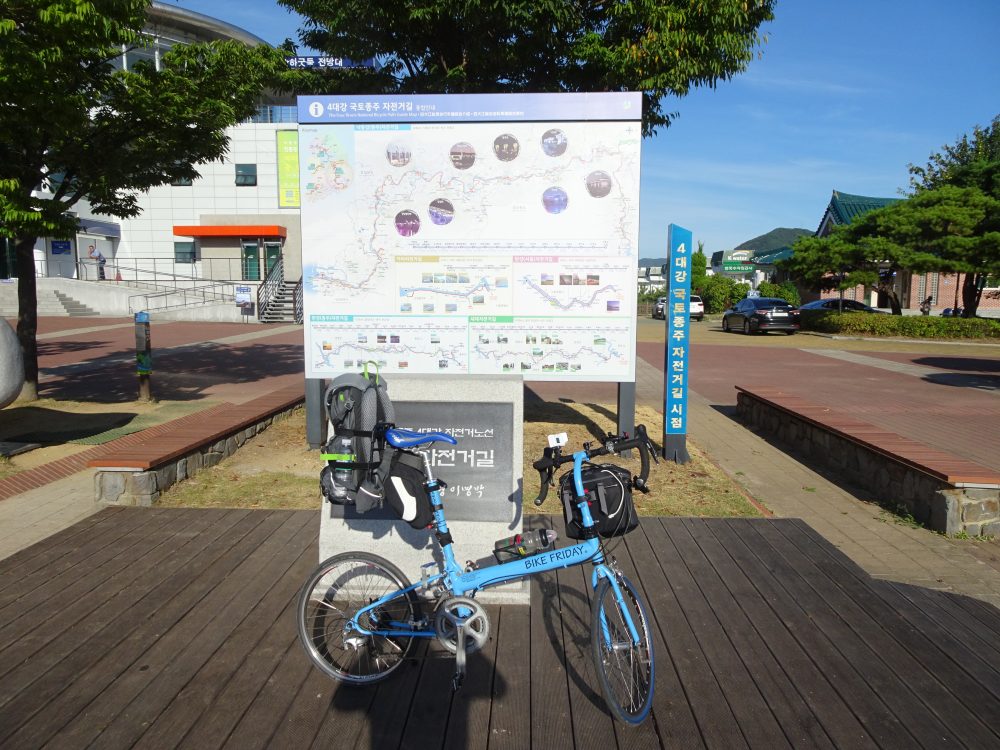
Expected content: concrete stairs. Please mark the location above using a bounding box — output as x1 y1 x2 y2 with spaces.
0 287 98 318
258 281 298 323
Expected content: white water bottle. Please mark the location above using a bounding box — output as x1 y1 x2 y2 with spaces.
331 436 353 499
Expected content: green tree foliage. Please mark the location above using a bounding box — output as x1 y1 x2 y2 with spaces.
0 0 292 399
692 241 708 292
908 114 1000 193
786 118 1000 317
700 274 748 314
280 0 775 135
756 280 800 306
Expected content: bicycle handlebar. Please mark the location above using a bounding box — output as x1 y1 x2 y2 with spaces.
532 424 657 506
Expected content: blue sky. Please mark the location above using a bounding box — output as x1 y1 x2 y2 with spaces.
174 0 999 259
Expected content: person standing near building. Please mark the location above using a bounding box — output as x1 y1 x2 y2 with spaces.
88 244 106 280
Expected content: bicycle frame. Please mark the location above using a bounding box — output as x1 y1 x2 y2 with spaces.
350 450 642 647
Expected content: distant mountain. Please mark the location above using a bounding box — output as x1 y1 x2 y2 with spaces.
735 227 812 254
639 257 667 267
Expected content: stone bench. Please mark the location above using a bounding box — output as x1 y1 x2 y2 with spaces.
88 385 304 506
735 385 1000 536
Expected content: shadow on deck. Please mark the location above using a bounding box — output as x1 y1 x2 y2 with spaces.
1 510 999 748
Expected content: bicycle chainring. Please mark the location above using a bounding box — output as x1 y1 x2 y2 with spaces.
434 596 490 654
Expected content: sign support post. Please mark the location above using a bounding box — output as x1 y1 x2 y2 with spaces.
663 224 691 463
134 311 152 402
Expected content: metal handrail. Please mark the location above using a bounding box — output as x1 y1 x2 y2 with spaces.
128 280 235 313
257 254 285 319
293 276 303 324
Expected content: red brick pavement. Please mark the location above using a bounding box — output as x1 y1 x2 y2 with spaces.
636 340 1000 473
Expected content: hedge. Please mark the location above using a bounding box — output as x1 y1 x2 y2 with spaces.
799 311 1000 339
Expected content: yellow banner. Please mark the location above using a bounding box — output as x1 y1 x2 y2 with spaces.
276 131 300 208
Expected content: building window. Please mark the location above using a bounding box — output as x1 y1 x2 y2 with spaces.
170 176 192 187
235 164 257 187
174 241 196 263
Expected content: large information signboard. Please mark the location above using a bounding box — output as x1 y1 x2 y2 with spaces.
297 93 642 381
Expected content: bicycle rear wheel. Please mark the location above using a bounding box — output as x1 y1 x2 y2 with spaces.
591 574 654 723
297 552 421 685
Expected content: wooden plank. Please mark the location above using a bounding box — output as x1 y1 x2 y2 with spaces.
709 519 923 750
397 642 463 749
772 520 1000 742
51 512 315 749
557 556 618 747
264 664 338 749
0 505 162 608
753 520 999 747
0 510 283 748
485 605 531 750
217 635 316 750
0 508 234 686
442 603 502 750
644 520 790 749
630 518 745 749
0 508 178 648
527 516 574 750
128 526 319 749
354 641 432 750
687 519 868 748
0 506 124 581
605 529 688 750
621 523 714 748
670 519 836 749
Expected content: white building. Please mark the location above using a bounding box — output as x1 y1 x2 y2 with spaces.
11 3 301 322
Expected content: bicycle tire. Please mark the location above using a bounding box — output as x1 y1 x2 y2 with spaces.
297 551 421 685
591 574 654 724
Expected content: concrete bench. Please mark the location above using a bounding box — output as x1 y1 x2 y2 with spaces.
88 385 304 506
735 385 1000 536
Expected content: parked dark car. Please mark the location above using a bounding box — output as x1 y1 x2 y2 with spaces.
798 299 886 313
722 297 800 335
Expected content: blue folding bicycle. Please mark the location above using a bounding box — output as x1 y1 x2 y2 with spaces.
296 424 657 724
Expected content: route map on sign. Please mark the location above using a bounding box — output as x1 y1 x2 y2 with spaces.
299 93 642 381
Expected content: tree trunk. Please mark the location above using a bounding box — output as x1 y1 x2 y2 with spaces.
15 236 39 401
961 273 982 318
878 281 902 315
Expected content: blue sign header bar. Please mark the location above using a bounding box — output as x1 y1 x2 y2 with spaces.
297 92 642 124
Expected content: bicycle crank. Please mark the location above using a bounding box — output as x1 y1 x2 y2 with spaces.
434 596 491 691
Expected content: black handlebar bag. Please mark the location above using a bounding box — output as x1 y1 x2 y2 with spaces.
559 463 639 540
384 450 435 529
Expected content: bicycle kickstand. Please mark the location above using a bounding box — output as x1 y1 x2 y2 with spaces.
451 623 467 692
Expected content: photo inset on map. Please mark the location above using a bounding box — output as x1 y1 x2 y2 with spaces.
541 128 568 156
395 209 421 237
493 134 520 161
386 141 411 167
428 198 455 225
542 187 568 214
586 170 613 198
449 142 476 169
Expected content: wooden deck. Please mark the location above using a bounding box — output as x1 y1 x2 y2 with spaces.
2 509 1000 748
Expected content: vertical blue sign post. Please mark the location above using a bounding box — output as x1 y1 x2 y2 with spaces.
663 224 692 463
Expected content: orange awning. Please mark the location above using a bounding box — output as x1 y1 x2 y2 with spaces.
173 225 287 238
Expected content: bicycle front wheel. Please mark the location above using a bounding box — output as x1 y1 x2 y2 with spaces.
297 552 421 685
591 574 654 724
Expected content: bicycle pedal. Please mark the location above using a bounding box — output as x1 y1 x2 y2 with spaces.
451 672 465 692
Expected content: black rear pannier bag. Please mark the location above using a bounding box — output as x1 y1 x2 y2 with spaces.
559 463 639 540
384 450 435 529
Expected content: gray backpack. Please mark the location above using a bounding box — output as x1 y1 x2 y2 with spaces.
320 368 395 512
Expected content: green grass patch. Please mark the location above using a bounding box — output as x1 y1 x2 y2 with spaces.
158 470 318 510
